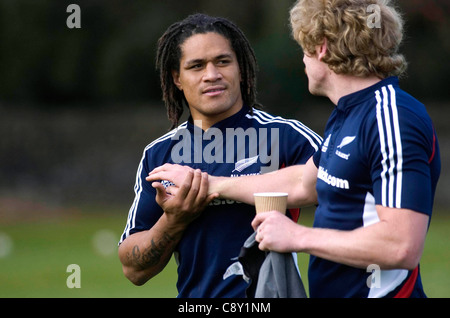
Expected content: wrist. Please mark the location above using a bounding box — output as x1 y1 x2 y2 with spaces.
159 212 189 235
208 175 224 197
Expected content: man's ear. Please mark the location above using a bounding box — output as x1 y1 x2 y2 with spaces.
317 38 328 62
172 70 182 91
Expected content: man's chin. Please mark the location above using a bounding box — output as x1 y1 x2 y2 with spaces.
308 87 325 97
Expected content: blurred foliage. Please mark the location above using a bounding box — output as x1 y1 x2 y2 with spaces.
0 1 449 208
0 0 449 111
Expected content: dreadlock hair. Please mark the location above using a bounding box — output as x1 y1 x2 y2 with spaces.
156 13 262 129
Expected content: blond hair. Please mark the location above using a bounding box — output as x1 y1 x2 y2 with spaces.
290 0 407 78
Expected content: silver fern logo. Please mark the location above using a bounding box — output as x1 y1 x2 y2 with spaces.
336 136 356 160
232 155 259 173
170 120 279 173
337 136 356 149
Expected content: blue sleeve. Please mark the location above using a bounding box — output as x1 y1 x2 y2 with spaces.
280 120 322 166
369 106 438 215
119 147 163 243
313 147 321 168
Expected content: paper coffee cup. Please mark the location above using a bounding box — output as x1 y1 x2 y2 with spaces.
254 192 288 214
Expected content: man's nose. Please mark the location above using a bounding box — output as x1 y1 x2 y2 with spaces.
203 63 222 81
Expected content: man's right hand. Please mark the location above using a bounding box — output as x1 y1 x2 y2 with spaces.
119 168 218 286
152 168 218 226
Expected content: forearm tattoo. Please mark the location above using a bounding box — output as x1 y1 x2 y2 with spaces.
129 232 176 269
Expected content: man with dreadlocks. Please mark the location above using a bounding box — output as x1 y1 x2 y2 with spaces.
118 13 321 297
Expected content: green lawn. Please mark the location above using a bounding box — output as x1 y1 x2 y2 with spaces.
296 207 450 298
0 213 178 298
0 208 449 298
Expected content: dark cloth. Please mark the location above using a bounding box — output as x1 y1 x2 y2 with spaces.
238 232 307 298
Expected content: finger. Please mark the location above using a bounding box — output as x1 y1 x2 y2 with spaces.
152 182 168 205
146 171 171 182
205 192 220 205
255 225 263 240
146 173 161 182
177 169 195 200
255 229 269 251
251 213 267 231
149 163 175 175
197 176 220 209
166 185 179 196
194 172 210 206
146 163 177 182
184 169 202 203
258 240 269 251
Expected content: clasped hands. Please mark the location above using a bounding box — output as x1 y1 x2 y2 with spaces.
147 164 300 253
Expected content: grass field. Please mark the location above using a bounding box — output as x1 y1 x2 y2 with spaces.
0 207 449 298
